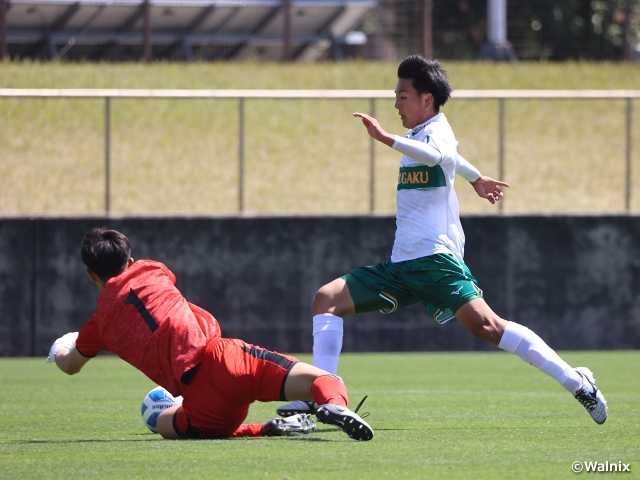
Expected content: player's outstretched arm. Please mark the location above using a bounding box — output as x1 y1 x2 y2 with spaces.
47 332 90 374
54 347 91 375
353 112 395 147
470 175 510 204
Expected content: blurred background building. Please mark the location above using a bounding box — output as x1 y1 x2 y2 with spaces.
365 0 639 62
0 0 638 62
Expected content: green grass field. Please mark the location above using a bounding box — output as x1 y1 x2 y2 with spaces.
1 351 638 479
1 61 639 215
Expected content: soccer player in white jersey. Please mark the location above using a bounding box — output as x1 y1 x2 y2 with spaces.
277 54 607 425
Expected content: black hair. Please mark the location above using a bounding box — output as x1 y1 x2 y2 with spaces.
397 55 453 111
80 227 131 282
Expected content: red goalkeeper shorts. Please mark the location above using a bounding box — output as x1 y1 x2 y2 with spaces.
173 337 298 439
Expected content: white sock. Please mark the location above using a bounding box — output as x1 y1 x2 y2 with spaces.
498 321 582 393
312 313 344 375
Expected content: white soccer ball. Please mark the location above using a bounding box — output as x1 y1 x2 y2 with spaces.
141 386 183 433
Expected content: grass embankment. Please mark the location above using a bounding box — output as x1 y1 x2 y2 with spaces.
1 61 639 215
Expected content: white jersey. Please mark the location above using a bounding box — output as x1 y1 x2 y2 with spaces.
390 113 465 263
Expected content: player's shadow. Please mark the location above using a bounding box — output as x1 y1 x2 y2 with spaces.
235 436 332 442
8 438 154 444
7 433 334 444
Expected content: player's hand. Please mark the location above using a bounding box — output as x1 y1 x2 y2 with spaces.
46 332 79 363
353 112 395 147
470 175 510 204
261 414 316 436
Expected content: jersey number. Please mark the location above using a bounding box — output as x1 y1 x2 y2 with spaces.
125 288 159 333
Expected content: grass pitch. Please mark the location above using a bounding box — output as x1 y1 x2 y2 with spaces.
1 351 638 479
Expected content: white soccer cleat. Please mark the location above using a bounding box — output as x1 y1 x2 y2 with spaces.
276 400 318 417
316 404 374 441
261 414 316 437
574 367 608 424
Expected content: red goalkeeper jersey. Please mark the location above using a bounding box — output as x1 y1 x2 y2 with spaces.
76 260 221 396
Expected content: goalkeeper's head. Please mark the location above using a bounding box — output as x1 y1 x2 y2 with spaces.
80 227 132 285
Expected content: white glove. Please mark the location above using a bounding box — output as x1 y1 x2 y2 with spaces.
261 413 316 437
46 332 79 363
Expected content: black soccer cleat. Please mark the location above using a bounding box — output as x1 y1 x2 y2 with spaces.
316 404 374 441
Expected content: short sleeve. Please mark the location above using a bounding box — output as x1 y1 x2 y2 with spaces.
159 263 177 285
76 318 107 358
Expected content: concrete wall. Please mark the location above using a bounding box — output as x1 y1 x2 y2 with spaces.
1 215 639 357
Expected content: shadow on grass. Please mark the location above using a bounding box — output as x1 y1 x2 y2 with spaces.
6 438 158 445
6 434 335 444
230 436 333 442
6 424 601 445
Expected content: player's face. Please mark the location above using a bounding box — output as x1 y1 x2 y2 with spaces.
395 78 433 129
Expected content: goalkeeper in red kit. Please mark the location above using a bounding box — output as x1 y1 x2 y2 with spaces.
47 227 373 441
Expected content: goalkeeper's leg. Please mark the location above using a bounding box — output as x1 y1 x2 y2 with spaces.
283 363 374 441
283 362 347 405
231 363 354 439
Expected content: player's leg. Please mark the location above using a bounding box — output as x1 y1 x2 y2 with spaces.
157 401 269 439
453 297 508 345
152 339 258 440
455 298 607 424
456 297 583 389
283 362 373 441
408 253 586 399
283 362 346 403
278 265 414 417
312 264 416 376
275 278 354 416
230 341 372 441
311 277 355 374
156 405 181 439
275 357 342 416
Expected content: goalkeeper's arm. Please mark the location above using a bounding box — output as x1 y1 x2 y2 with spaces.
47 332 91 374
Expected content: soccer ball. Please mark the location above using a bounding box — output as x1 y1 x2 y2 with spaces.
141 386 183 433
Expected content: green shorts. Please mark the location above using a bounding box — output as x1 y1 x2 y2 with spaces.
343 253 483 324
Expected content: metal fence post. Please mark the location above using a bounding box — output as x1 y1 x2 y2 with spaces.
30 220 40 356
0 0 7 60
105 96 111 215
369 97 376 214
626 97 632 212
239 97 245 213
498 97 505 213
142 0 151 62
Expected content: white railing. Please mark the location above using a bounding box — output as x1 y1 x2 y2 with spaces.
1 88 638 214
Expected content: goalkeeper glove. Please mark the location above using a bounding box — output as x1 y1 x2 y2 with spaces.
261 414 316 437
46 332 79 363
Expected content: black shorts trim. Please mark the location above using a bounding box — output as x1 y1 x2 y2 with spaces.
172 409 186 439
240 345 298 402
241 345 294 369
180 363 201 385
173 408 201 439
